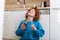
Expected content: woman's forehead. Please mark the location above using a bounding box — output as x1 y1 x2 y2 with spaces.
29 9 35 12
31 9 35 10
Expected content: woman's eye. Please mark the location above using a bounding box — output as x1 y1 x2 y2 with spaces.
29 11 31 13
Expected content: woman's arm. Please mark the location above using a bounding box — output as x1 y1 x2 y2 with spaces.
34 21 45 37
15 21 25 36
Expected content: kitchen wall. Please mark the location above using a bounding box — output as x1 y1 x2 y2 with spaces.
3 10 50 40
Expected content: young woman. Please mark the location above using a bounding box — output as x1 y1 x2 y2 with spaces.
15 7 45 40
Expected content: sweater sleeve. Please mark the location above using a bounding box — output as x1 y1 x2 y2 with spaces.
15 21 25 36
34 21 45 37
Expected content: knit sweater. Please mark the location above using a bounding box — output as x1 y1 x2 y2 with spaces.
15 20 45 40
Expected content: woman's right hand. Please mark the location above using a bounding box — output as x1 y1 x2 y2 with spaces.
21 23 26 30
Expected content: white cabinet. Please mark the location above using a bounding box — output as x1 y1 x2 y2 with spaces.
50 9 60 40
51 0 60 8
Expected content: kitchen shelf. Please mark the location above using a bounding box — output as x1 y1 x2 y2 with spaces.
5 7 50 11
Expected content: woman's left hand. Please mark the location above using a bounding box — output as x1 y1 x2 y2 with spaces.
31 24 37 31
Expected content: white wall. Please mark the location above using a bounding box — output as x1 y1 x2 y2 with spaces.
3 10 49 40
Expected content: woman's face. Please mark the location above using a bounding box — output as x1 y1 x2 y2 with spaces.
28 9 35 17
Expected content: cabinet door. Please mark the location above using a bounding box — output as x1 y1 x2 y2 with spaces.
40 10 50 40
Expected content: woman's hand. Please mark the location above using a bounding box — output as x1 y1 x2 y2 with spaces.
21 23 26 30
31 24 37 31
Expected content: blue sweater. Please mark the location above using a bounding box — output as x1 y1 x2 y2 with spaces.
15 20 45 40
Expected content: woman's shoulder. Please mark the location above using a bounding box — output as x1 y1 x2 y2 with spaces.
20 20 26 23
33 20 41 23
33 20 42 25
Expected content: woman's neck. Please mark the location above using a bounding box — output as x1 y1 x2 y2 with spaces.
27 16 33 22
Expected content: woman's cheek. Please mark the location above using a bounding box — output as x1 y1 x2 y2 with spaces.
30 12 35 16
28 13 31 16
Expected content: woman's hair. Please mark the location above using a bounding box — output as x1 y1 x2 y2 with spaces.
25 7 41 21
